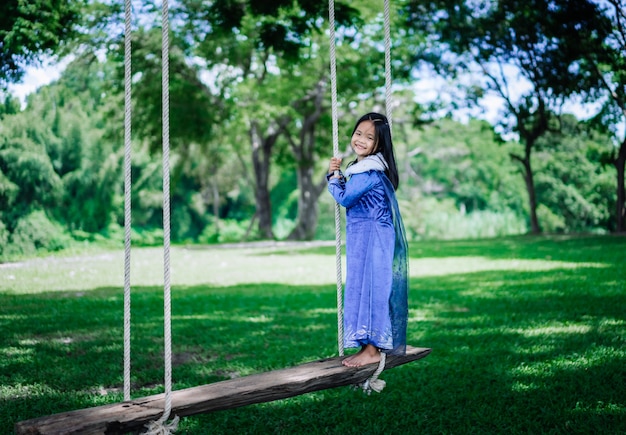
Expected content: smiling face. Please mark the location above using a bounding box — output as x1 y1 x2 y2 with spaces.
351 120 378 161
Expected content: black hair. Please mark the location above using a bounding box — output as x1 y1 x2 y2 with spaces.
349 112 400 190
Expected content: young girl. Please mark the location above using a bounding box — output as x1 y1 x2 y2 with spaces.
327 112 409 368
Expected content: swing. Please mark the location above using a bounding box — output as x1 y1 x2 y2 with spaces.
15 1 430 434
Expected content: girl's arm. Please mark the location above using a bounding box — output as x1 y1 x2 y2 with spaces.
328 172 377 208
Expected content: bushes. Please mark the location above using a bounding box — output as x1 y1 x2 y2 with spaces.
0 211 72 260
315 194 528 242
197 218 256 244
419 209 528 240
403 197 528 240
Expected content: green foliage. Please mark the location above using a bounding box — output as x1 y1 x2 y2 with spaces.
0 168 18 213
534 115 615 232
0 220 8 255
0 0 81 85
0 0 622 253
2 210 72 259
401 197 528 240
197 218 254 244
402 117 527 216
131 227 164 247
0 94 20 117
179 0 359 65
0 138 63 220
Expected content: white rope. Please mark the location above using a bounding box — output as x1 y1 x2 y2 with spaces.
328 0 344 357
383 0 393 128
123 0 132 404
145 0 177 432
359 352 387 394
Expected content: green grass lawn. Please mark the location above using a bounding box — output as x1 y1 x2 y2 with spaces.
1 235 625 434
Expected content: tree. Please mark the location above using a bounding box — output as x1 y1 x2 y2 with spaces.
534 114 614 232
0 0 81 86
175 0 360 239
409 117 526 215
0 54 122 234
402 0 612 234
582 0 626 232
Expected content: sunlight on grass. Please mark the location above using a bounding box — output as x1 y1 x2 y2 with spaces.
1 246 608 294
571 401 625 416
1 346 33 359
410 256 606 277
512 324 593 336
510 345 626 381
0 384 56 401
2 236 625 434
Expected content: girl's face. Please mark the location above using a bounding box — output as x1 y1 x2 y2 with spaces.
351 120 378 161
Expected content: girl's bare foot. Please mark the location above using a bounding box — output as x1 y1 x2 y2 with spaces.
342 345 380 367
342 346 365 366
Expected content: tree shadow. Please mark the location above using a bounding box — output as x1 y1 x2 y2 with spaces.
3 236 626 434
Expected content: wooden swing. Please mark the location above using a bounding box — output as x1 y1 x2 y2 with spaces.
15 346 431 435
15 1 430 434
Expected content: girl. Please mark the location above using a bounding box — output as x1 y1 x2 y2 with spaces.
327 112 409 368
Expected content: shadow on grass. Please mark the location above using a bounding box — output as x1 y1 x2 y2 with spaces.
2 236 626 434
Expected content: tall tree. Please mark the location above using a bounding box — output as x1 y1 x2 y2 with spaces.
582 0 626 232
534 114 614 232
176 0 359 239
403 0 612 234
0 0 81 86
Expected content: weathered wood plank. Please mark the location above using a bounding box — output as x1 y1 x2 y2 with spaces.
15 346 431 435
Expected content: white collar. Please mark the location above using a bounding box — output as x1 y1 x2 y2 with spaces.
344 153 388 178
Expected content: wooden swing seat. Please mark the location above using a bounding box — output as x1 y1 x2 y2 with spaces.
15 345 431 435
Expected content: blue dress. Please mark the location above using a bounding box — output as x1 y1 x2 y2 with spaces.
328 169 408 355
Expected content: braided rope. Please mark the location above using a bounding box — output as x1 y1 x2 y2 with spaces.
383 0 393 128
123 0 132 403
161 0 174 425
328 0 344 357
145 0 178 432
360 352 387 394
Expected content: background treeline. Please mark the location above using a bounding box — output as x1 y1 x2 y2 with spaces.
0 0 624 260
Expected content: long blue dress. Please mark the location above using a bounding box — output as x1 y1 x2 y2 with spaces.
327 160 408 355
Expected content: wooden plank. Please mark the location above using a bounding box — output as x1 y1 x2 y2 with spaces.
15 346 431 435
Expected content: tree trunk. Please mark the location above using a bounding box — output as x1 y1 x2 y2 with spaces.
211 178 220 235
249 117 291 240
615 137 626 233
288 164 326 240
287 79 327 241
250 122 275 240
524 157 541 234
512 139 541 235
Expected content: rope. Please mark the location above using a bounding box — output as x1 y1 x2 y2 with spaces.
328 0 344 357
145 0 178 432
359 352 387 394
123 0 132 403
383 0 393 128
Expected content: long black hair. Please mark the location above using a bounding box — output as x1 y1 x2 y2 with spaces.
350 112 400 190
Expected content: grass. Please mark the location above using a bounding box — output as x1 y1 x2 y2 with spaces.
1 235 625 434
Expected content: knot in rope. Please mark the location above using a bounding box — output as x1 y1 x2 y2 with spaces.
143 415 180 435
359 352 387 394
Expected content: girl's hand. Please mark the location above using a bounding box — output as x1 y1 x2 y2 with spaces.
328 157 342 175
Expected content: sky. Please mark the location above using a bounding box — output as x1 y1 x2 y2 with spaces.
7 59 69 107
